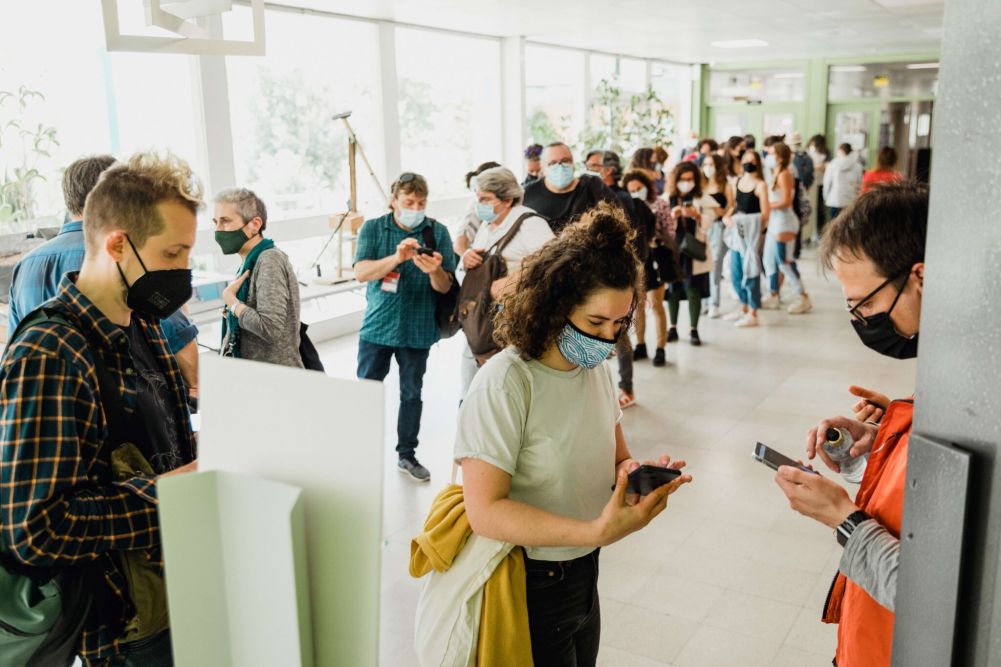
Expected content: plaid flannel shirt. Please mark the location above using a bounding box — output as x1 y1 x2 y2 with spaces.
0 275 196 665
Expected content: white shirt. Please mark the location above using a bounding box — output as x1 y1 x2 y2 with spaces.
454 347 621 561
459 204 554 280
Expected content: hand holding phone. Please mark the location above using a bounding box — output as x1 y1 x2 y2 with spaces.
752 442 818 475
415 246 435 256
611 464 682 496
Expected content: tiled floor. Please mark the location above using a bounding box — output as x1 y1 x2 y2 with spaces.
314 250 916 667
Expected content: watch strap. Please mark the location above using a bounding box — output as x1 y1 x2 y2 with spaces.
836 510 871 547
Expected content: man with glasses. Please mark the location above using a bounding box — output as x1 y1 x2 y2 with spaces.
771 181 927 667
523 142 616 234
353 172 456 482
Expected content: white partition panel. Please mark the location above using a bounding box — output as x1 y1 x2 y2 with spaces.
160 470 311 666
198 356 385 666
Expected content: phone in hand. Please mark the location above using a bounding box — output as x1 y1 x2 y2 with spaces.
752 442 818 474
612 465 682 496
415 246 435 256
682 199 694 209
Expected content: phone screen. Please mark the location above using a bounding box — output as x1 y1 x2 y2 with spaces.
752 442 818 474
613 465 682 496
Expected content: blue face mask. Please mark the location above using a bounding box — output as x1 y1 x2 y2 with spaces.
476 201 499 224
547 163 575 189
556 320 618 369
765 154 777 170
397 207 425 229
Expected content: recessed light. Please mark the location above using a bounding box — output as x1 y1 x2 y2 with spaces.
711 39 768 49
831 65 867 73
773 72 804 79
907 62 939 69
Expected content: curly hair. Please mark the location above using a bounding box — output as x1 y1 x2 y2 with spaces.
495 201 643 360
621 169 657 204
668 161 704 200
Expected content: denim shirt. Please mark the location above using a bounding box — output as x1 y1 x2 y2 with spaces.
6 222 198 354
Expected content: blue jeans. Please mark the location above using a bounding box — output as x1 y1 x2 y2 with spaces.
730 250 762 310
708 221 727 308
106 631 173 666
525 550 601 667
357 339 430 458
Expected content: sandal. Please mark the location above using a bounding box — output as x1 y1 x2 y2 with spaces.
618 391 637 410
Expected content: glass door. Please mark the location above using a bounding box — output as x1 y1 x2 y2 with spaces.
827 102 882 170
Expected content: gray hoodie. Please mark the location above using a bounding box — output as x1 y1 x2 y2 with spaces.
823 153 864 208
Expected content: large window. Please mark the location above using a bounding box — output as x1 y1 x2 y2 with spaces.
650 62 693 150
524 44 586 148
0 1 204 232
395 28 502 200
225 8 384 219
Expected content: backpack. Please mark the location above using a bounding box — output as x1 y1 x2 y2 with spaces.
792 179 812 227
793 151 815 189
421 223 461 340
456 212 534 364
0 307 125 667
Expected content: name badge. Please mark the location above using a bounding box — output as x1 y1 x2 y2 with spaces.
381 271 400 293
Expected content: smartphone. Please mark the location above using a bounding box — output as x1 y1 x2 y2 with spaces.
415 246 434 256
752 442 818 474
682 199 694 209
612 465 682 496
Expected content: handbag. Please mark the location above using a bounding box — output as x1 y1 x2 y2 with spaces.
457 212 532 363
679 230 707 262
0 307 128 667
421 224 461 340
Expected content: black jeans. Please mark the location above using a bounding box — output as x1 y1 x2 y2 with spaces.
524 549 601 667
105 630 173 666
356 340 430 458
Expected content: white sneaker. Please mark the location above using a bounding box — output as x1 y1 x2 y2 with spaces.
788 294 813 314
723 309 746 321
708 305 722 319
735 312 760 328
760 294 781 310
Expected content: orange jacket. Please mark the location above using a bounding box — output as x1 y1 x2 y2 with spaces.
823 399 913 667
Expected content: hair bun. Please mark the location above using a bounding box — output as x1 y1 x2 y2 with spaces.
582 201 632 252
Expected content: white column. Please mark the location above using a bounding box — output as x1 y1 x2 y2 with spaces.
192 14 236 197
377 21 402 185
501 36 526 172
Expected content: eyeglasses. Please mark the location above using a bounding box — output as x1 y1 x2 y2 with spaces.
846 270 908 327
547 158 573 168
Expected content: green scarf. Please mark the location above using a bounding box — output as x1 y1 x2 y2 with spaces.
221 238 275 358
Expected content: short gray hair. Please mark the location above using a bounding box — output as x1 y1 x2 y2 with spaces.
474 167 524 205
215 187 268 231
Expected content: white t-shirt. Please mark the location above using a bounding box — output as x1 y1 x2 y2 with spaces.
768 180 800 237
454 347 620 561
459 205 554 279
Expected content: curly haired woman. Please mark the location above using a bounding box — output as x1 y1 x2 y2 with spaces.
454 202 692 666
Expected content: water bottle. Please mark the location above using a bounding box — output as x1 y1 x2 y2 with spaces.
823 427 866 484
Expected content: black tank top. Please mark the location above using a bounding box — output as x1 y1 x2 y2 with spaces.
735 180 761 214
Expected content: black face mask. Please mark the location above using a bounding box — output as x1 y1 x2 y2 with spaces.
742 162 758 173
850 278 918 359
116 235 192 320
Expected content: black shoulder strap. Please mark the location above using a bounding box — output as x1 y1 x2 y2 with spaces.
489 212 535 256
9 307 127 448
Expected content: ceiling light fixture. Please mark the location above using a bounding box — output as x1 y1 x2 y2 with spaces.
831 65 867 73
711 39 768 49
907 62 940 69
773 72 804 79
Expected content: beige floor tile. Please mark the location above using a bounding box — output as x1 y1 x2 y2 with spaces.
602 603 699 663
783 606 839 657
629 570 727 622
597 645 674 667
771 644 836 666
674 624 781 667
702 589 802 645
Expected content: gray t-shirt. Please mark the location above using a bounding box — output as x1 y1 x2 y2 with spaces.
454 347 620 561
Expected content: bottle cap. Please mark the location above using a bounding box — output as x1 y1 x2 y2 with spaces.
825 427 841 443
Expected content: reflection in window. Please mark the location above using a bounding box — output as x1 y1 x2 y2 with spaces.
828 62 938 101
395 27 502 200
708 68 804 104
226 9 384 220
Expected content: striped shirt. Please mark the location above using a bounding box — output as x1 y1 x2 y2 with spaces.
0 275 195 664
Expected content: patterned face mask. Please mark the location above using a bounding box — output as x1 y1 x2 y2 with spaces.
556 320 618 369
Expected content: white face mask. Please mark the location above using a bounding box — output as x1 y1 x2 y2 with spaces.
677 181 695 195
702 165 716 179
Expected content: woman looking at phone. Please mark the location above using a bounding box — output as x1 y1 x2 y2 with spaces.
455 202 692 666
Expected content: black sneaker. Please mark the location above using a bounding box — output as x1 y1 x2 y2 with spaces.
690 329 702 346
667 328 679 343
653 347 666 367
633 343 648 361
398 455 431 482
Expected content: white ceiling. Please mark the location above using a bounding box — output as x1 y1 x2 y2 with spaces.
267 0 944 63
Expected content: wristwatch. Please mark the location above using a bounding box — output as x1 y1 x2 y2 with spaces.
836 510 872 547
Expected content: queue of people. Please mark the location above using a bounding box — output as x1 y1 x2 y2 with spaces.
0 129 921 667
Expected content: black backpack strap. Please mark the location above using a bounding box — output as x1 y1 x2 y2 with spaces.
8 307 127 448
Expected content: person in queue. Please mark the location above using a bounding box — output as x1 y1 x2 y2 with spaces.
456 201 692 666
523 142 617 234
774 181 928 667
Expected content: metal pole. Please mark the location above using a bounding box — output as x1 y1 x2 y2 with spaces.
341 117 388 203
